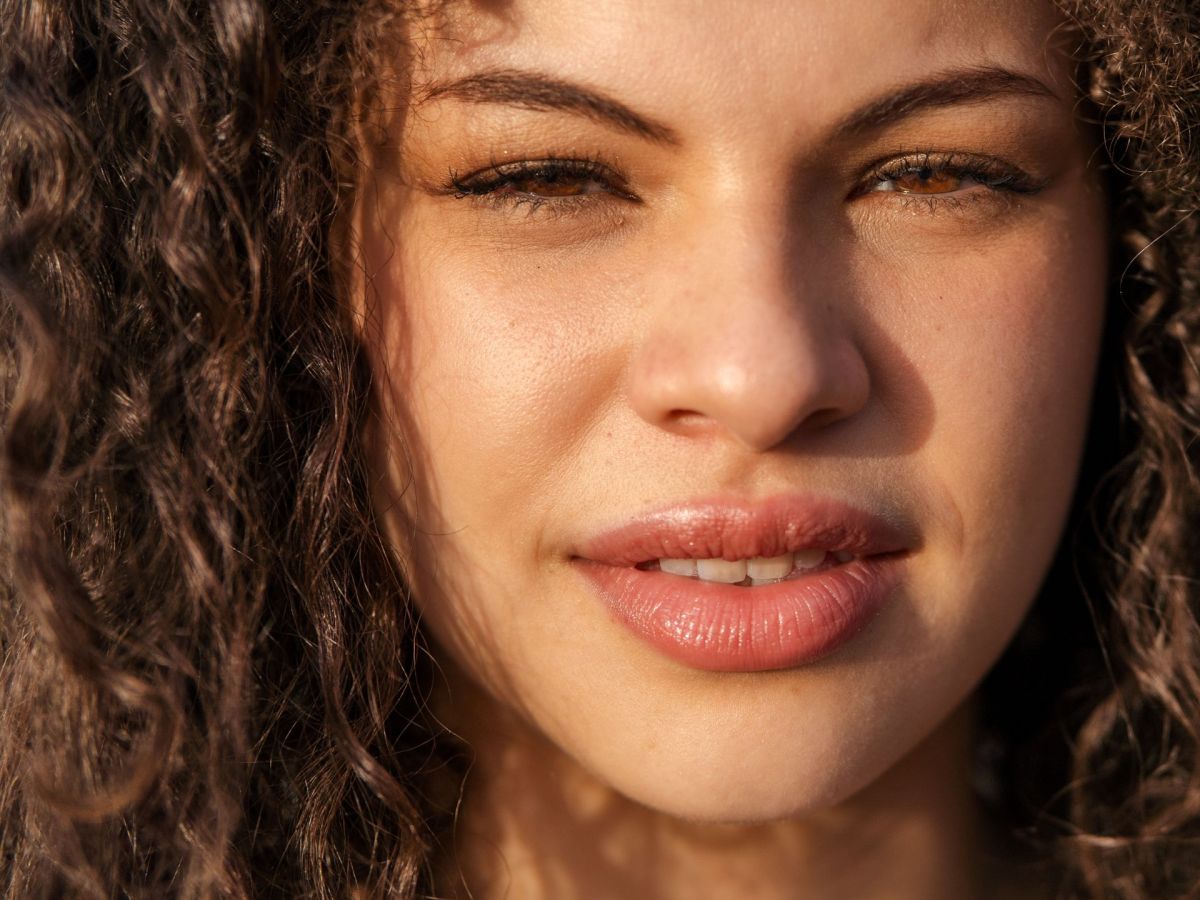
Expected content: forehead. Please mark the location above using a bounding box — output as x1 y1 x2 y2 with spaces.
409 0 1073 132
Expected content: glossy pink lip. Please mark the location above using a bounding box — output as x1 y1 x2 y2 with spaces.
573 495 912 672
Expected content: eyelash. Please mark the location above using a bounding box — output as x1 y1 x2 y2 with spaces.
447 155 634 217
859 150 1045 211
445 151 1044 218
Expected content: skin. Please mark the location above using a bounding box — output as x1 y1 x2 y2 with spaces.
351 0 1107 896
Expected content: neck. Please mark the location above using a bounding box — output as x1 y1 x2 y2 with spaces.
433 677 1006 900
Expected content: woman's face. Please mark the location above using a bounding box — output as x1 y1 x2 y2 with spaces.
357 0 1106 820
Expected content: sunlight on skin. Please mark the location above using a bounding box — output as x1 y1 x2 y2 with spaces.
351 1 1107 897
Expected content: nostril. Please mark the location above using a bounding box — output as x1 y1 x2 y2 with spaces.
662 408 715 434
798 406 853 431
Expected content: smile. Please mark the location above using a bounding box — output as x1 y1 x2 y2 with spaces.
574 495 913 672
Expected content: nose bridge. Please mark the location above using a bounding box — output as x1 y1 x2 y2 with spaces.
627 198 869 451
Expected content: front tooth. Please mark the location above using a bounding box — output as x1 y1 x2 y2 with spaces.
833 551 855 564
793 548 825 569
747 554 793 580
696 558 747 584
660 558 698 577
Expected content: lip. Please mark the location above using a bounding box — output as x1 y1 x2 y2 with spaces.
573 494 912 672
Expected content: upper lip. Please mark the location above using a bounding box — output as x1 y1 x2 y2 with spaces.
575 494 914 567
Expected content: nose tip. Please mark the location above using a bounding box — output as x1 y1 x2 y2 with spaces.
629 314 871 451
627 186 875 451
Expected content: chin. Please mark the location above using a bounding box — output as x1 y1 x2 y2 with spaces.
601 756 881 825
559 711 914 825
536 650 982 829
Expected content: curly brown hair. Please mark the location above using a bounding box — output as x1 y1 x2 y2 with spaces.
0 0 1197 897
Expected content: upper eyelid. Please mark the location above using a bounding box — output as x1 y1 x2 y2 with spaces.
863 151 994 179
449 157 623 191
452 150 1027 184
851 151 1043 194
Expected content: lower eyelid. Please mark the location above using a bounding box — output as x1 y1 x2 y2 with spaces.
462 191 638 231
457 178 640 220
889 188 1024 216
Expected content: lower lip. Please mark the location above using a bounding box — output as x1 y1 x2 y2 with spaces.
576 556 903 672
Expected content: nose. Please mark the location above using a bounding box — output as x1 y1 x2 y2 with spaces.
627 210 870 452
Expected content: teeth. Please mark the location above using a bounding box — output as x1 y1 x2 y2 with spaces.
695 558 748 584
654 549 843 586
793 548 826 569
746 554 793 580
659 558 698 577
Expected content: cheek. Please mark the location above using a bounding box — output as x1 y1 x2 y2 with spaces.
937 228 1104 491
877 201 1107 624
367 209 642 578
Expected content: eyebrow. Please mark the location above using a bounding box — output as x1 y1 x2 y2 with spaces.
419 69 681 145
417 65 1058 145
835 66 1058 134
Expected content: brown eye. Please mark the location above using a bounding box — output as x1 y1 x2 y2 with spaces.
889 167 966 194
450 158 628 208
505 173 597 197
861 152 1042 202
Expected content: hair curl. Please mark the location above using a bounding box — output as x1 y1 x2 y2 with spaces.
0 0 1198 897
